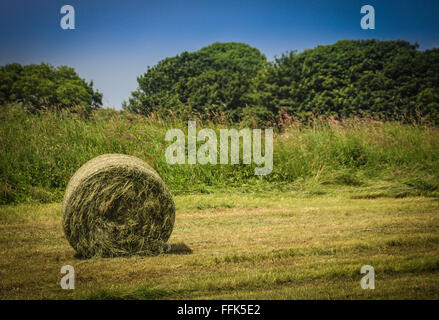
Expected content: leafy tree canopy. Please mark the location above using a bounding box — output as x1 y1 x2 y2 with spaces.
250 39 439 121
127 39 439 122
124 42 267 120
3 40 438 122
0 63 102 112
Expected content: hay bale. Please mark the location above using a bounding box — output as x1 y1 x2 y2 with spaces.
62 154 175 258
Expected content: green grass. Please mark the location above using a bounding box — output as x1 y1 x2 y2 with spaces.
1 105 439 204
0 191 438 299
1 105 439 299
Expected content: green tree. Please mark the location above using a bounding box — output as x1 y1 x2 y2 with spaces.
0 63 102 112
124 42 267 120
250 40 439 121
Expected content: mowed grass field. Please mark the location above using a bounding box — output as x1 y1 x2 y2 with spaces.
1 106 439 299
1 189 438 300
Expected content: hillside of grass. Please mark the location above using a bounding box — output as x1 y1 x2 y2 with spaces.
1 104 438 204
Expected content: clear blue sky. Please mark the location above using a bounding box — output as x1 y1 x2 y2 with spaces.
1 0 438 109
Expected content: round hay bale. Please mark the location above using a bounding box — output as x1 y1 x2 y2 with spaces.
62 154 175 258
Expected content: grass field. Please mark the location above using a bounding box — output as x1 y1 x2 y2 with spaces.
2 105 439 205
1 105 439 299
1 188 438 300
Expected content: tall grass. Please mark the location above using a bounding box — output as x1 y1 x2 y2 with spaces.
1 105 438 204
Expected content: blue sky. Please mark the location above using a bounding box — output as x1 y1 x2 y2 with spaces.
1 0 438 108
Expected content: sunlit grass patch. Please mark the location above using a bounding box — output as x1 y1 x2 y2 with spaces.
1 191 438 299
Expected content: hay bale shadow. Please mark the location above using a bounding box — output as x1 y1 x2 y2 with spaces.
72 242 193 259
74 252 88 260
165 242 193 255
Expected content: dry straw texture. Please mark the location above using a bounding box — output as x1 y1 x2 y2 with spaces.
62 154 175 258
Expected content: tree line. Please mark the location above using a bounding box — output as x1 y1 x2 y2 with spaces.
2 40 438 122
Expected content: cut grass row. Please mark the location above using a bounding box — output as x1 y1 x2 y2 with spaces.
1 192 438 299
